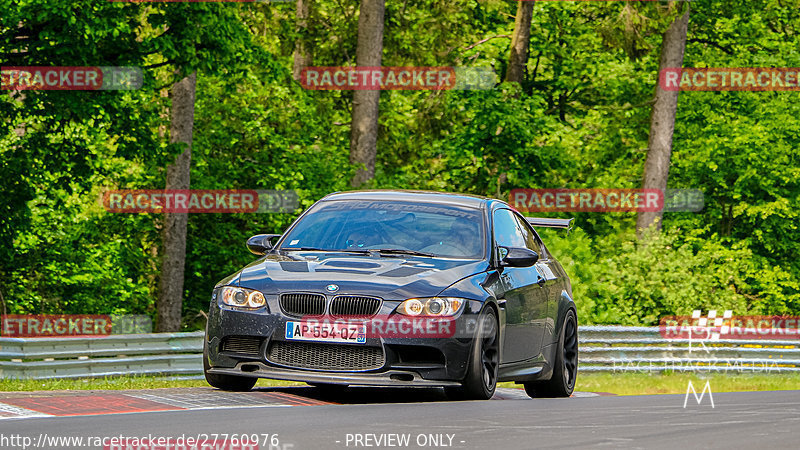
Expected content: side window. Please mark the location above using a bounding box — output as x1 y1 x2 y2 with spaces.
493 209 527 249
531 229 550 259
512 214 544 257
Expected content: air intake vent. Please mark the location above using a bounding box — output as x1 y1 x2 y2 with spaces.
280 293 326 317
267 342 385 371
330 296 382 318
220 336 263 358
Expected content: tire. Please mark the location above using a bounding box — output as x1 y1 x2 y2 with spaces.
446 308 499 401
524 309 577 398
203 340 258 392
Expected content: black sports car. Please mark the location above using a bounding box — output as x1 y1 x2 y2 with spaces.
204 190 577 400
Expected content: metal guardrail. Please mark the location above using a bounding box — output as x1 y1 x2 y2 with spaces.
0 332 204 379
579 326 800 373
1 327 798 379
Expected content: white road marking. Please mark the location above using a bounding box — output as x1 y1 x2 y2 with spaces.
0 402 53 420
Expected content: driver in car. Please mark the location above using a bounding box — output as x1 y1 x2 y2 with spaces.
346 228 383 249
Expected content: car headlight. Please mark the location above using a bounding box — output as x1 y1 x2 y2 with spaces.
219 286 267 309
396 297 465 317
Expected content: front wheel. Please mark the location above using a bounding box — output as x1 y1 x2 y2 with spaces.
524 309 577 398
446 308 499 401
203 340 257 392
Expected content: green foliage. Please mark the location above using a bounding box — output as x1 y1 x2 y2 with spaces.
1 0 798 328
542 227 800 325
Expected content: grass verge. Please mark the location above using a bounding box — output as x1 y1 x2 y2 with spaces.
503 372 800 395
0 376 303 392
1 372 798 394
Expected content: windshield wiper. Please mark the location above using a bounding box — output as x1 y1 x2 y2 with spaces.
283 247 371 254
375 248 435 257
282 247 434 257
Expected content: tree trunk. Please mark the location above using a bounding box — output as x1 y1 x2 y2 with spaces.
349 0 385 187
506 1 534 84
9 22 27 137
292 0 314 82
11 92 25 137
156 72 196 332
636 9 690 237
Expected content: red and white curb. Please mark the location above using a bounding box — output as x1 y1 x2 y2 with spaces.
0 388 604 420
0 389 330 420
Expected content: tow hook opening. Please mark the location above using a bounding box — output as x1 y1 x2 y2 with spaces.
390 373 415 382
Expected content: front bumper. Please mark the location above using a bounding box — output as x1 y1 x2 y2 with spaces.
207 363 461 387
205 296 484 386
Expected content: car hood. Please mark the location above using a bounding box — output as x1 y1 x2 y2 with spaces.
232 253 489 300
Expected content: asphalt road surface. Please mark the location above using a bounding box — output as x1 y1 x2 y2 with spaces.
0 387 798 449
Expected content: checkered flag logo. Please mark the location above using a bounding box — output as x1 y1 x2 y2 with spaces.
692 309 733 340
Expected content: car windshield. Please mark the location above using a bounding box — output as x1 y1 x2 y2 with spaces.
279 200 485 259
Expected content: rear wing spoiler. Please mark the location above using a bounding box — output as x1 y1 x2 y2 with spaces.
526 217 574 231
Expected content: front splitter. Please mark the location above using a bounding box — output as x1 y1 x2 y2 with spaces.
208 362 462 388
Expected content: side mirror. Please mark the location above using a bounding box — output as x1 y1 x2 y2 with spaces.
246 234 281 255
499 246 539 267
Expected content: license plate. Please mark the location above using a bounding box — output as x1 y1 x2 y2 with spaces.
285 321 367 344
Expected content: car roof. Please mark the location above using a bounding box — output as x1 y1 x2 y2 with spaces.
321 190 496 209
